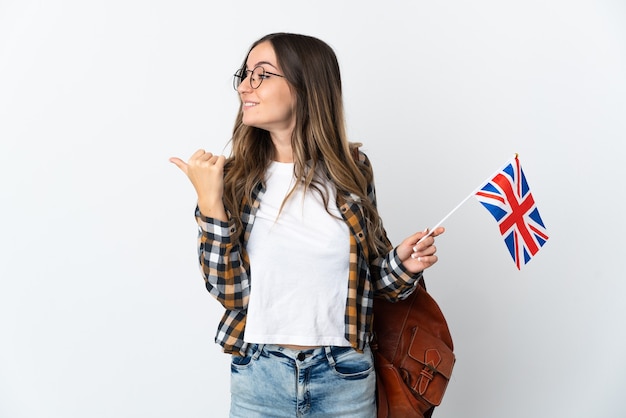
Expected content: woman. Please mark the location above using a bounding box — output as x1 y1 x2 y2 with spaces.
170 32 444 418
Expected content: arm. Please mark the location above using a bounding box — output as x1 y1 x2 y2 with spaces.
356 150 443 300
170 150 250 310
196 208 250 310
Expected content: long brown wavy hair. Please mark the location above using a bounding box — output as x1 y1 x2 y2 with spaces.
223 32 388 258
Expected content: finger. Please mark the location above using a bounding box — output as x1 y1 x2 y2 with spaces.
412 235 434 253
410 254 439 265
405 228 429 247
415 245 437 257
206 154 227 167
431 226 445 237
169 157 189 173
418 227 432 242
413 244 438 257
198 151 215 161
190 149 207 159
207 154 220 164
412 226 445 252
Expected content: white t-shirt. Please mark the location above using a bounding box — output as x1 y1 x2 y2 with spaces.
244 161 351 347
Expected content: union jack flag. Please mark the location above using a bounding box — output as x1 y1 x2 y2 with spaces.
475 155 549 269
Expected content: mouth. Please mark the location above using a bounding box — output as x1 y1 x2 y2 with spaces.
243 101 258 108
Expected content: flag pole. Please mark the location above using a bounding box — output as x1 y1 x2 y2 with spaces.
415 153 518 244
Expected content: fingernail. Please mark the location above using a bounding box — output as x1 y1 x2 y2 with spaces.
412 246 417 252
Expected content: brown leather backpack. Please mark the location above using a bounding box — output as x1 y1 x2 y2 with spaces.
372 279 455 417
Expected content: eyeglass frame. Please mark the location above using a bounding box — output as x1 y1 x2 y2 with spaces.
233 65 286 91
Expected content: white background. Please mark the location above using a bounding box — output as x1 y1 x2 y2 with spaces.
1 1 625 417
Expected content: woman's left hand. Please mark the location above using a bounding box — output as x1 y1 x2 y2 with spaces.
397 227 445 274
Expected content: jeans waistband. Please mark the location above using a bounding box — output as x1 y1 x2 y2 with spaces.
250 343 361 365
261 344 328 361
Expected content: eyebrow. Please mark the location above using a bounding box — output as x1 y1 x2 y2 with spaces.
248 60 279 70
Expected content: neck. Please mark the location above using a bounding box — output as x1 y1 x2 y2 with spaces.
271 132 294 163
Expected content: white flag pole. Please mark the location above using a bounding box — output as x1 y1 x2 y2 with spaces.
415 153 518 245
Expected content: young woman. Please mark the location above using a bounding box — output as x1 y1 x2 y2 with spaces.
170 32 444 418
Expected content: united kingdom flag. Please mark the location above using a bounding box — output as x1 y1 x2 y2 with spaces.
475 155 549 269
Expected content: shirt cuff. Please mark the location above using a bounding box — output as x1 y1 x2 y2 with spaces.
390 248 423 286
195 205 235 242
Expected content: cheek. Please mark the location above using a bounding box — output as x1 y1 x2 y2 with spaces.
280 91 297 118
269 91 295 118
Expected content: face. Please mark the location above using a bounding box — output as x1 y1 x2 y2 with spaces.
237 41 296 138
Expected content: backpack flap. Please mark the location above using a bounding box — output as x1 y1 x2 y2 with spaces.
401 325 455 406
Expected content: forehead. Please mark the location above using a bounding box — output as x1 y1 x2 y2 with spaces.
246 41 279 69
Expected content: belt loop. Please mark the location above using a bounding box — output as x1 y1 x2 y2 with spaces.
252 344 264 360
324 346 336 367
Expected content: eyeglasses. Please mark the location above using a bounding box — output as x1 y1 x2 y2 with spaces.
233 66 285 91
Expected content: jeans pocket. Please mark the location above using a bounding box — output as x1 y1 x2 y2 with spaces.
230 344 259 372
329 346 374 380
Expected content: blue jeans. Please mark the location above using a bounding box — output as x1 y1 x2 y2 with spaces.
230 344 376 417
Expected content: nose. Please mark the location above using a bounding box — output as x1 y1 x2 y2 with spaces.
237 77 252 94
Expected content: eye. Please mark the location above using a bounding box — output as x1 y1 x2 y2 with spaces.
251 67 266 79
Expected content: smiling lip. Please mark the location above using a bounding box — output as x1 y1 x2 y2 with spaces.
243 101 258 108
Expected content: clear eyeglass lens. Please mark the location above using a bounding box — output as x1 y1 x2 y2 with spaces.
233 67 268 90
233 68 245 91
251 67 265 89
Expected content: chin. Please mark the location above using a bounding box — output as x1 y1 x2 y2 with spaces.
242 119 268 131
241 117 255 127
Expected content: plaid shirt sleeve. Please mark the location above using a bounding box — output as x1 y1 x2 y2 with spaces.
195 207 250 311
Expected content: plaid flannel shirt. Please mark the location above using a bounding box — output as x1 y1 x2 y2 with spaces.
195 151 422 355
